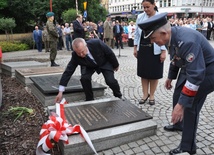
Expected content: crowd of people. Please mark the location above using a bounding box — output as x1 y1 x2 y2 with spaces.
169 16 214 40
32 11 214 54
32 15 139 53
31 1 214 153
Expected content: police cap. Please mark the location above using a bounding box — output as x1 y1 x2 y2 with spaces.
46 12 54 17
138 12 168 38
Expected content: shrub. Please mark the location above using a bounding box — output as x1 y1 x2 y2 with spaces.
20 36 34 49
0 41 29 52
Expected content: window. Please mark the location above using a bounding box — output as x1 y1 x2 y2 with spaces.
160 0 163 7
164 0 167 7
168 1 171 6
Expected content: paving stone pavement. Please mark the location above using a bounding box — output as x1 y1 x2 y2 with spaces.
3 41 214 155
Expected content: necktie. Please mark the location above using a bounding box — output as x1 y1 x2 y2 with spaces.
86 55 96 65
86 55 101 73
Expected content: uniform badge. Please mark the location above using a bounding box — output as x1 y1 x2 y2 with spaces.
178 41 184 47
186 53 195 62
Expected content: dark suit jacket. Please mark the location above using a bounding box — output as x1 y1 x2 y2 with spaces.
113 24 123 36
207 22 213 30
59 39 119 86
72 19 85 39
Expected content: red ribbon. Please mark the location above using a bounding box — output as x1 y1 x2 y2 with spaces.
36 98 97 155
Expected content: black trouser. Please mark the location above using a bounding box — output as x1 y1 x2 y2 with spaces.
57 36 63 50
207 29 212 40
115 34 123 48
80 67 122 101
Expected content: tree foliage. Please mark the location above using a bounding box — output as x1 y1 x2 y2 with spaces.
86 1 107 23
0 0 107 33
0 0 7 10
62 9 80 23
0 17 16 41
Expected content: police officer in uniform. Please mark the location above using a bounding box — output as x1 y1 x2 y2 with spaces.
46 12 59 67
138 13 214 155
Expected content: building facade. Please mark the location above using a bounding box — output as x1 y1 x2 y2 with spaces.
107 0 214 20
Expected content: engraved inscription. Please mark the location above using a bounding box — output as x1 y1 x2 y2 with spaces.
63 100 152 132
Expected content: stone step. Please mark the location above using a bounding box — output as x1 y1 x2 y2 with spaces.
15 67 64 86
1 61 47 77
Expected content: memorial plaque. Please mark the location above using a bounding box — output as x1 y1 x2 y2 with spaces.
50 100 152 132
1 61 47 76
30 75 106 95
15 67 64 86
16 67 64 76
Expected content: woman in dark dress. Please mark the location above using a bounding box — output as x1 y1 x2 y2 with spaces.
133 0 167 105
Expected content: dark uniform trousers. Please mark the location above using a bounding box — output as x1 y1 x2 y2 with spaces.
80 56 122 101
179 62 214 152
172 68 186 130
49 40 57 61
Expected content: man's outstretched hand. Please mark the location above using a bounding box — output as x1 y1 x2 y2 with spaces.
55 91 63 103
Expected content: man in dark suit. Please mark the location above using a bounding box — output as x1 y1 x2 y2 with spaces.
55 38 123 102
207 17 213 40
113 20 124 49
72 15 85 39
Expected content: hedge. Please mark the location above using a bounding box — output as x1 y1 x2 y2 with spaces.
0 41 29 52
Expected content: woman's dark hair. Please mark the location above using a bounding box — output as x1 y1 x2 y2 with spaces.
142 0 159 12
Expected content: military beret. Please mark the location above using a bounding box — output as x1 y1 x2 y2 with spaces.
46 12 54 17
106 14 111 17
138 12 168 38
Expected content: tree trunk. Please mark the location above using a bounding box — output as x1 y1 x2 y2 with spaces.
5 30 9 41
10 29 14 42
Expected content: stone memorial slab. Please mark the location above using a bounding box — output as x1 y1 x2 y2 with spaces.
30 75 106 106
48 98 157 155
1 61 47 77
50 99 152 132
15 67 64 86
30 75 106 94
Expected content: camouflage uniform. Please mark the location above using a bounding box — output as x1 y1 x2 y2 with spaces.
42 28 50 52
46 20 58 65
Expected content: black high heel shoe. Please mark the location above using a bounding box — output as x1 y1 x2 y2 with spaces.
139 94 150 104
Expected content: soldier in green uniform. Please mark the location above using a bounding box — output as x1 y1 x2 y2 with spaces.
46 12 59 67
42 26 50 52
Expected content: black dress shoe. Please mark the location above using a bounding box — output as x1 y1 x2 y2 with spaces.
51 63 60 67
169 147 196 155
118 96 126 101
164 125 182 131
85 98 94 101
